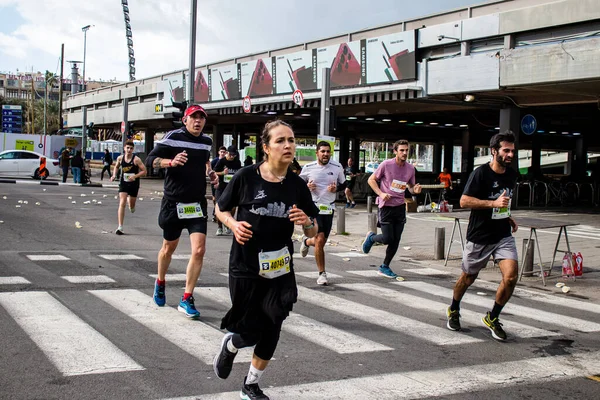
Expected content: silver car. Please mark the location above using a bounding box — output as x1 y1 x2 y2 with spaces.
0 150 60 179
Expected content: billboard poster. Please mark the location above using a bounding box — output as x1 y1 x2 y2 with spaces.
275 49 317 94
160 72 185 106
240 58 275 97
317 42 363 89
209 64 241 101
193 68 210 103
365 31 416 84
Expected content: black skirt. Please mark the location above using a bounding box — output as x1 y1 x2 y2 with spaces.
220 271 298 334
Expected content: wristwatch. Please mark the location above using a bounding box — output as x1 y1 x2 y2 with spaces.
303 217 315 230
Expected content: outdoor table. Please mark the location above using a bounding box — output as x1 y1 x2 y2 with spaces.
443 211 579 286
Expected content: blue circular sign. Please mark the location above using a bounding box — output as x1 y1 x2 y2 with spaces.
521 114 537 135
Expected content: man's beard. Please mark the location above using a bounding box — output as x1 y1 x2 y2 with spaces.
496 153 511 167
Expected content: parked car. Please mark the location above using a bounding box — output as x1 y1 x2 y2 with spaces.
0 150 60 179
365 162 380 173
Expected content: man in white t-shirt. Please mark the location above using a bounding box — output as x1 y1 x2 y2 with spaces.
299 141 346 286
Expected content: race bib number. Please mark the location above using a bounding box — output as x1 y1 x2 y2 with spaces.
176 202 204 219
258 247 291 279
492 199 511 220
123 173 135 181
317 203 333 215
390 179 407 193
224 174 233 183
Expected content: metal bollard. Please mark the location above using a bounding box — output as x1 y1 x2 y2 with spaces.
336 206 345 234
368 212 378 234
367 196 373 213
434 227 445 260
522 239 535 274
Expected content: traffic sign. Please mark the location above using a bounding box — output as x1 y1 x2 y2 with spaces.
242 96 252 113
292 89 304 107
2 105 22 133
154 103 163 113
121 121 126 134
521 114 537 135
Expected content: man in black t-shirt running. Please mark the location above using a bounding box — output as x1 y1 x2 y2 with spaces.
446 131 519 341
214 146 242 236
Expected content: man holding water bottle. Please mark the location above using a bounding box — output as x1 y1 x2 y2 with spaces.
445 131 519 341
299 141 346 286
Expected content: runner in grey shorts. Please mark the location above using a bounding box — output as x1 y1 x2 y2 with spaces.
445 131 519 342
462 236 518 275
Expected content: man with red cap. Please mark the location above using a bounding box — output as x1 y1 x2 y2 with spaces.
146 104 218 319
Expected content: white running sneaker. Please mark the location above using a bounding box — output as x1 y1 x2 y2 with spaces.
115 226 124 235
317 272 328 286
224 227 231 235
216 228 223 236
300 235 309 257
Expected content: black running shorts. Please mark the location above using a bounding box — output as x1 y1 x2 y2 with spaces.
119 182 140 198
316 212 334 239
158 197 208 241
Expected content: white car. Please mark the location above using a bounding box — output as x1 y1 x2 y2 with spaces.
0 150 60 179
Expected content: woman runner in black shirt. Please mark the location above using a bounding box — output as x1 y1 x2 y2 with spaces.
213 120 319 400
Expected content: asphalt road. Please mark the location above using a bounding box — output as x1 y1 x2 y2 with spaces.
1 183 599 400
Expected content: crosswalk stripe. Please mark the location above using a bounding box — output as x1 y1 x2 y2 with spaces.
297 287 483 345
98 254 143 260
26 254 70 261
475 280 600 315
295 271 343 279
89 289 251 365
403 268 451 275
61 275 116 283
162 350 600 400
195 287 393 354
0 291 143 376
397 281 600 332
0 276 30 284
330 252 367 258
171 254 191 259
347 270 380 277
149 274 188 282
337 283 559 339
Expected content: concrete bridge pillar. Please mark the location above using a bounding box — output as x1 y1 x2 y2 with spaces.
461 128 475 185
443 138 454 172
499 107 521 173
212 125 224 157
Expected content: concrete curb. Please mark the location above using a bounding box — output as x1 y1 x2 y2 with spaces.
0 178 118 188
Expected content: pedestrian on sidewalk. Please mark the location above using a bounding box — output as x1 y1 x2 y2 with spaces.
213 146 242 236
213 120 318 400
145 104 218 319
101 149 113 180
344 157 359 208
361 139 422 279
71 150 84 184
210 146 227 223
298 141 346 286
446 131 519 341
111 140 146 235
59 148 71 183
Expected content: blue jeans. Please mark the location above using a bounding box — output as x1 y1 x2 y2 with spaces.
72 167 81 183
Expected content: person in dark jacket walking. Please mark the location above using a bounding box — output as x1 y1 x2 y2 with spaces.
101 149 113 180
60 148 71 183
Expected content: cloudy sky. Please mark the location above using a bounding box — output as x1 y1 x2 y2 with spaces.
0 0 494 82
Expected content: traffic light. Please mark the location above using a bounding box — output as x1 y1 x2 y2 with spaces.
172 101 187 128
127 122 135 139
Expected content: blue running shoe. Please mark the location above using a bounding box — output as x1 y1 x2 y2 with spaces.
153 281 165 307
178 296 200 318
378 265 398 279
362 232 375 254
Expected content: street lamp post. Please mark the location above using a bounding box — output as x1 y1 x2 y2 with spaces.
81 25 94 90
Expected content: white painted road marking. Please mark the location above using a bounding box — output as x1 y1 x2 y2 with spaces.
26 254 70 261
61 275 116 283
0 291 143 376
0 276 31 284
149 273 188 282
98 254 144 260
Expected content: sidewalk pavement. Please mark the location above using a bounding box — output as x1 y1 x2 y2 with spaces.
116 175 600 303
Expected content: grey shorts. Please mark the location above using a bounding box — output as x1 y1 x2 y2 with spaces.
462 236 518 275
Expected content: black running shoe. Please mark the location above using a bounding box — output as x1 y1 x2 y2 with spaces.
213 332 237 379
446 307 461 331
482 311 507 341
240 377 269 400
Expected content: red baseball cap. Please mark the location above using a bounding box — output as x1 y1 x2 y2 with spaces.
183 104 207 120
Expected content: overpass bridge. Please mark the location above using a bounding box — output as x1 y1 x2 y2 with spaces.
64 0 600 185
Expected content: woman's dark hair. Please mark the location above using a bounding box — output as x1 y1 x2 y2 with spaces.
260 120 293 160
490 131 516 152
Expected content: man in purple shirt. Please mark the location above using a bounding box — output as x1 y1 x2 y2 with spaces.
362 139 421 278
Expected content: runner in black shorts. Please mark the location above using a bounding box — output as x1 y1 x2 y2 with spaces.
210 146 227 222
145 104 218 319
213 120 319 400
446 131 519 341
110 140 146 235
299 142 346 286
213 145 242 236
344 157 359 208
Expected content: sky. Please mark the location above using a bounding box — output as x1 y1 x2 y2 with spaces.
0 0 495 82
